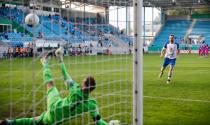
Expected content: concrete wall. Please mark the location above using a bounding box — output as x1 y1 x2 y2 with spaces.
61 8 105 19
61 9 97 18
0 47 8 58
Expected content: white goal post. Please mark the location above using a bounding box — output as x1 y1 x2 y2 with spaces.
133 0 143 125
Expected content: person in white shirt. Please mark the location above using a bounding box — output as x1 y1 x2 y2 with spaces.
159 34 180 84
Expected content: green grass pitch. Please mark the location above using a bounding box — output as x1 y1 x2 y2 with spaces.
0 54 210 125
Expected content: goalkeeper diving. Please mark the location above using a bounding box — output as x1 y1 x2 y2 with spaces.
0 47 120 125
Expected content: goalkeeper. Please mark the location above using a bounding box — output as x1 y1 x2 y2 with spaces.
0 49 109 125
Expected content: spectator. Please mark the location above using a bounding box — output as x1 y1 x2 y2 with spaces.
25 47 28 57
20 47 23 57
61 22 65 27
128 41 132 47
98 39 102 47
15 47 19 57
198 46 202 56
4 33 8 39
9 47 13 58
39 32 44 38
205 44 209 57
3 51 7 59
22 48 26 57
78 44 82 55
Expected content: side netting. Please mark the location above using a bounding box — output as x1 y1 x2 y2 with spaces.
0 0 135 125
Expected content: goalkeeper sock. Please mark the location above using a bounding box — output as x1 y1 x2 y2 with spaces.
8 118 34 125
43 63 53 84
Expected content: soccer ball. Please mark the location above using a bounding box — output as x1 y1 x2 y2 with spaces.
55 47 64 57
109 120 121 125
25 13 39 27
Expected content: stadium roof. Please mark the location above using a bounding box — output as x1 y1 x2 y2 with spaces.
143 0 210 9
62 0 210 8
0 0 62 6
1 0 210 8
0 0 29 5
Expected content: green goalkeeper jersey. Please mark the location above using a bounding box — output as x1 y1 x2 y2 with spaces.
6 62 108 125
39 81 107 125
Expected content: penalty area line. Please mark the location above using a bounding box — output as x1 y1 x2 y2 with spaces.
105 93 210 103
144 96 210 103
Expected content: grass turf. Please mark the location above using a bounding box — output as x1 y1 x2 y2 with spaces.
0 54 210 125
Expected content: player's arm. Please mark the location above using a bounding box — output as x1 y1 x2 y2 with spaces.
60 62 76 89
160 43 167 57
176 43 180 55
92 112 108 125
40 53 53 84
56 47 76 89
89 101 108 125
160 48 166 57
2 117 39 125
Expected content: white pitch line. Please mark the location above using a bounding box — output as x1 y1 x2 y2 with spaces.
2 93 210 105
144 96 210 103
104 93 210 103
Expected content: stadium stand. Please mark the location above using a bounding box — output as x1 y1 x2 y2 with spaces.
152 20 192 46
0 6 132 47
191 20 210 44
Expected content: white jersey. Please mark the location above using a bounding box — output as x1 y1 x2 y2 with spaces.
164 42 179 59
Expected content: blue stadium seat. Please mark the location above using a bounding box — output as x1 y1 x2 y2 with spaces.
191 21 210 44
0 7 132 46
153 20 192 47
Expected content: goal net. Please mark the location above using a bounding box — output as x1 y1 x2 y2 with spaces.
0 0 137 125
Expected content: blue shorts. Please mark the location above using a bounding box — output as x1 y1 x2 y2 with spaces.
163 58 176 67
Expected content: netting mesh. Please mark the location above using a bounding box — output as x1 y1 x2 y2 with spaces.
0 0 134 124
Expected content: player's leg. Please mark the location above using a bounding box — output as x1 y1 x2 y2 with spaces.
166 65 174 84
0 116 43 125
166 59 176 84
0 56 53 125
159 58 169 78
40 53 61 109
0 118 34 125
159 67 166 78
